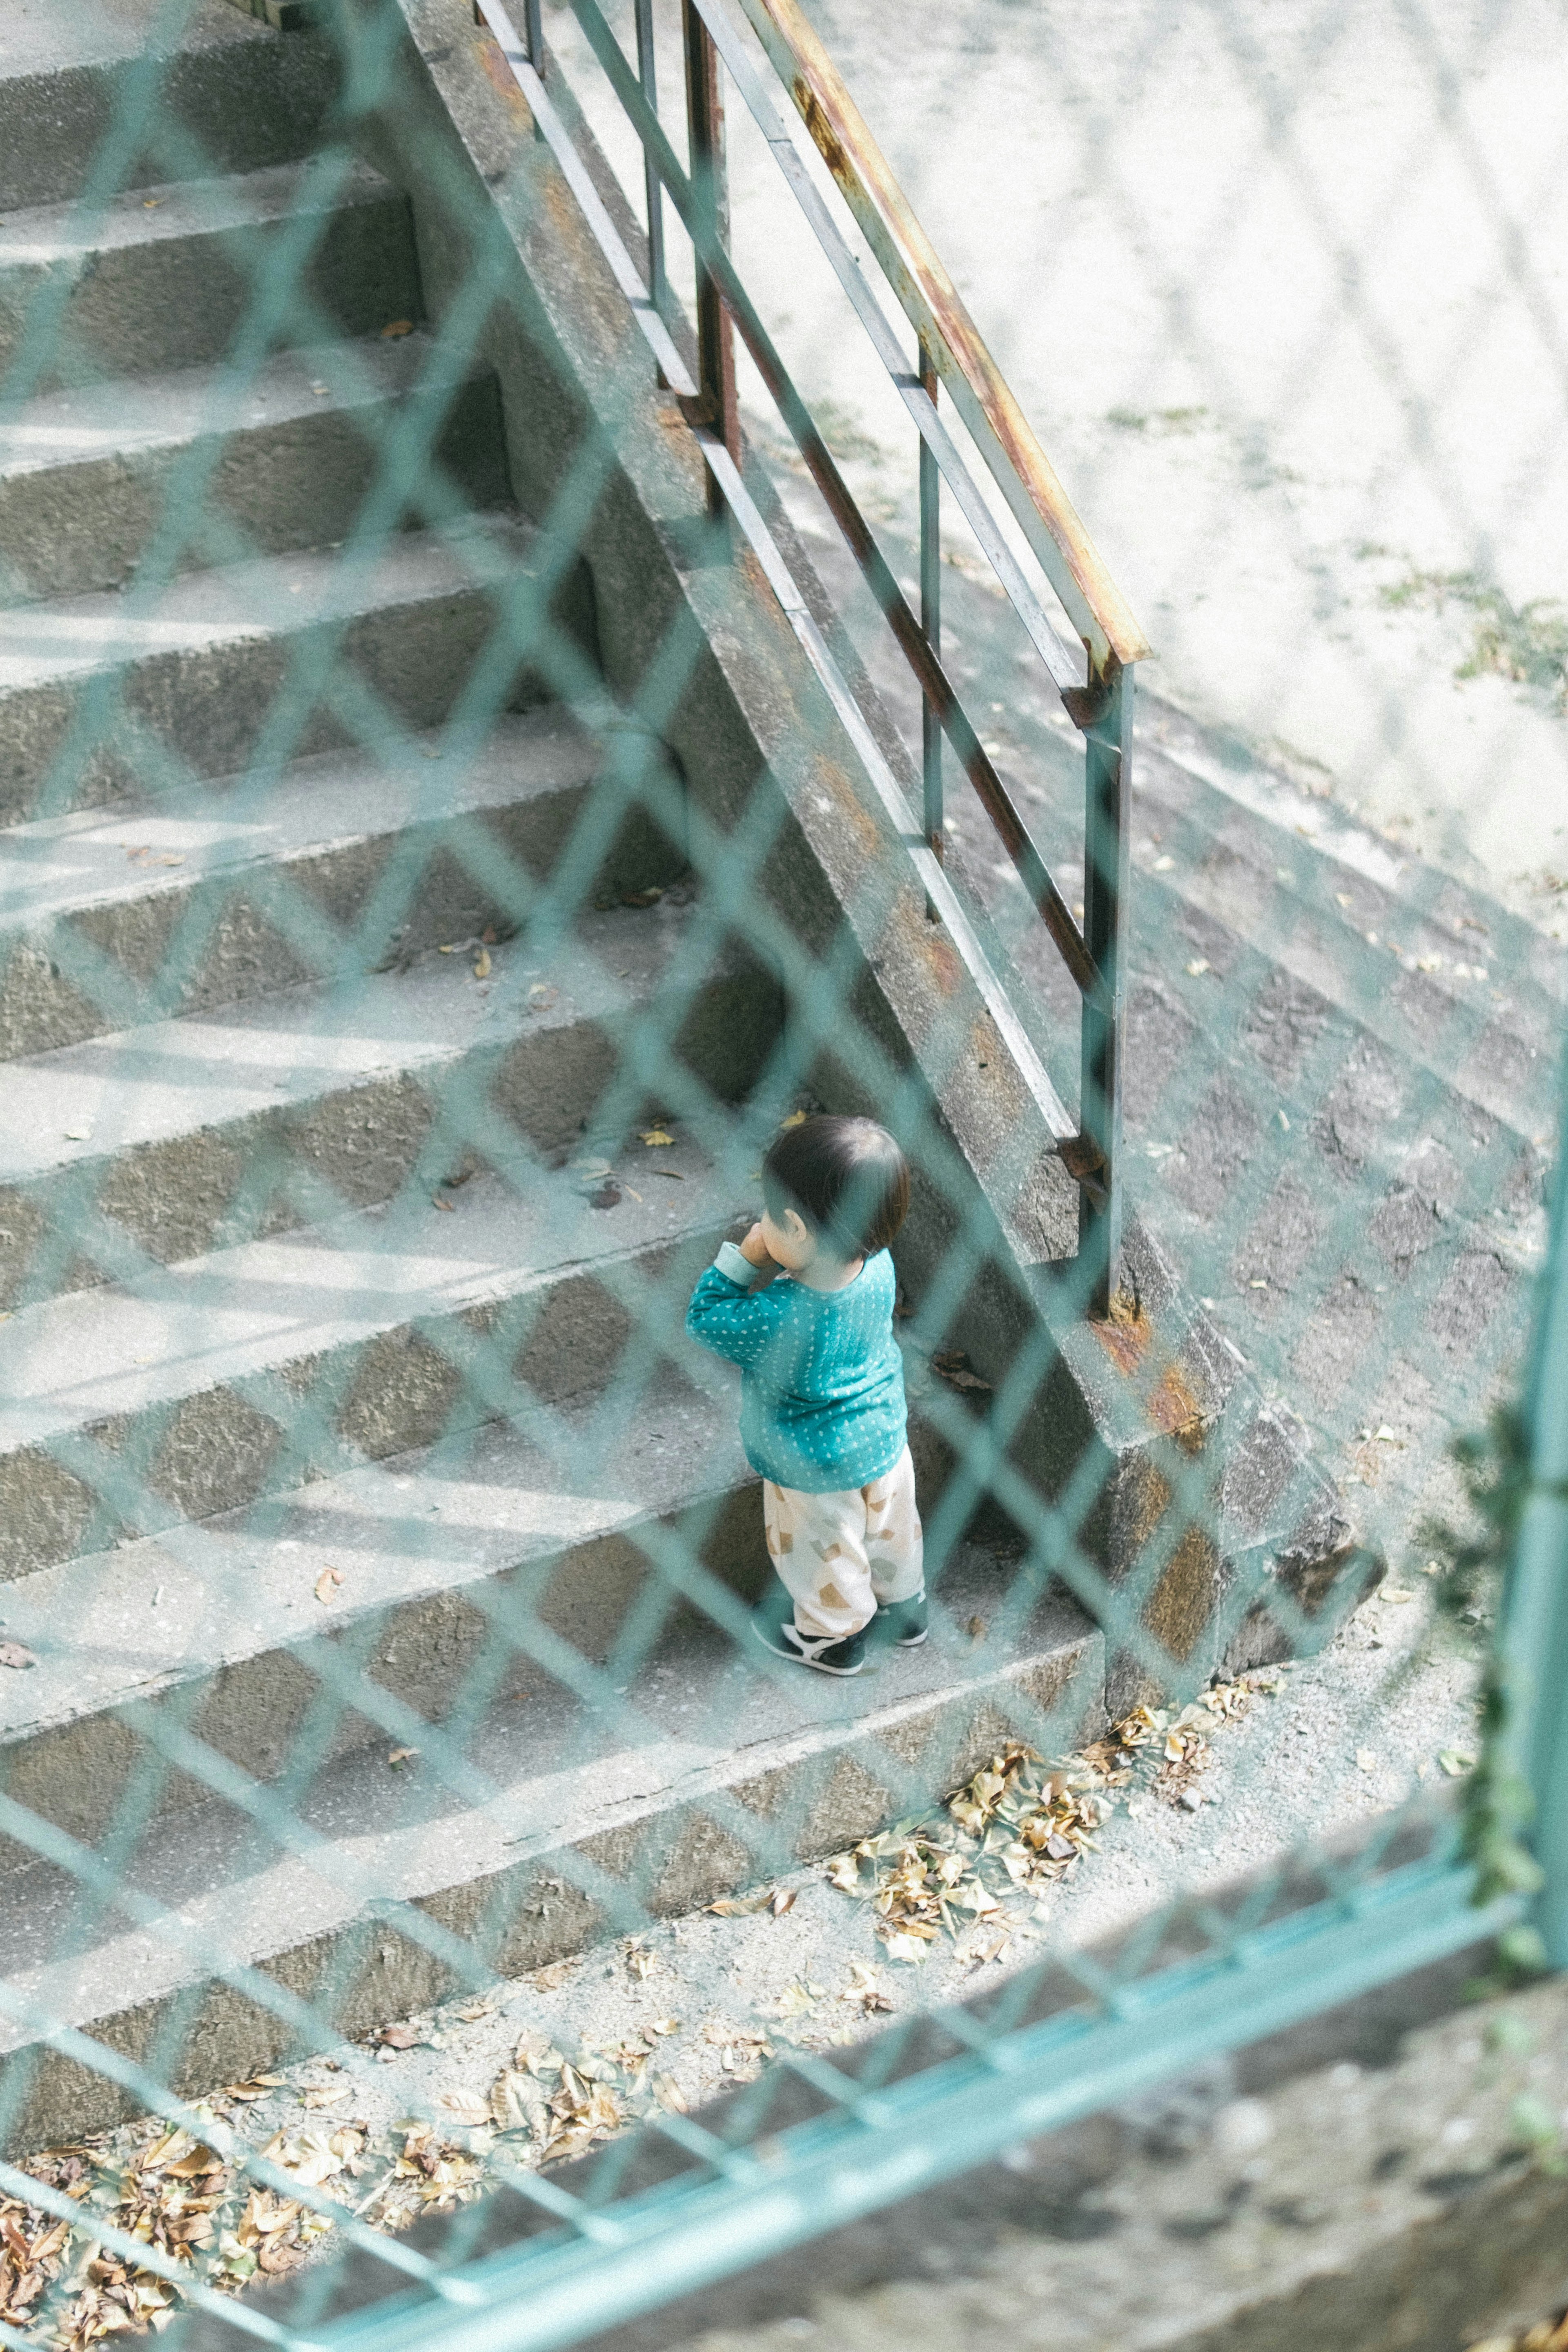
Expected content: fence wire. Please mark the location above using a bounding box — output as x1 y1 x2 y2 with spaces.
0 0 1562 2346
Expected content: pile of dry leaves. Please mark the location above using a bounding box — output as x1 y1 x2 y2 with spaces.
826 1676 1278 1962
0 2109 392 2345
0 2030 660 2347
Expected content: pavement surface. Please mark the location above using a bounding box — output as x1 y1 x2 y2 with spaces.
550 0 1568 929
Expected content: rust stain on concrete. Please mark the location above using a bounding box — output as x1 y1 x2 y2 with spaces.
1092 1310 1207 1449
475 31 532 125
811 756 883 862
1144 1523 1221 1664
884 890 962 998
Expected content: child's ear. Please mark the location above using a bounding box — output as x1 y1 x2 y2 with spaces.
784 1208 811 1251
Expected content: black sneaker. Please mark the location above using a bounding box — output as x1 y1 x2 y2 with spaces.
751 1613 867 1676
876 1593 928 1647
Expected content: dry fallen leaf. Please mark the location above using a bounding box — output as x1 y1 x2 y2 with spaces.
263 2128 350 2189
640 1128 675 1147
380 318 415 337
314 1566 344 1605
432 1194 456 1211
489 2069 544 2133
376 2022 424 2050
620 887 663 907
438 2091 492 2129
779 1109 808 1129
1356 1748 1378 1773
388 1746 419 1768
771 1887 797 1918
301 2084 349 2109
0 1640 37 1670
528 983 560 1011
760 1981 820 2018
473 947 491 980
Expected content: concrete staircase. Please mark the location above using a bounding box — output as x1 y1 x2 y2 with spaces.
0 4 1107 2151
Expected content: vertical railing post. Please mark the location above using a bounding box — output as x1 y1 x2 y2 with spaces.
918 336 943 890
1078 660 1132 1318
682 0 739 511
524 0 544 75
1497 1056 1568 1965
633 0 666 326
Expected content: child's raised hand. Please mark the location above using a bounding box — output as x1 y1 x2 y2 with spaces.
738 1221 775 1267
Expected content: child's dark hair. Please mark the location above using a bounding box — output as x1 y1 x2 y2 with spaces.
762 1115 909 1259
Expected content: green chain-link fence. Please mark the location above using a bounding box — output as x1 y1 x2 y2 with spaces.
0 0 1563 2343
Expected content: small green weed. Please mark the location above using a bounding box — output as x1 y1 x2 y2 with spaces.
1380 569 1568 710
1105 405 1210 436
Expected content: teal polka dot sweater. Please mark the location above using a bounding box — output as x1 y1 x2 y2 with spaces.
685 1243 907 1493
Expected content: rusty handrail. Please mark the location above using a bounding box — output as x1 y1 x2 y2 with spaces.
472 0 1137 1312
734 0 1151 678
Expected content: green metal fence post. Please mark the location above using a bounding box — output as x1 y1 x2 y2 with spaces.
1078 659 1132 1317
918 332 943 881
1503 1060 1568 1966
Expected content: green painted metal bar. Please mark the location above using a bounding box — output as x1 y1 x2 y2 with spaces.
1500 1041 1568 1965
313 1858 1517 2352
633 0 667 322
1077 661 1132 1314
918 334 943 871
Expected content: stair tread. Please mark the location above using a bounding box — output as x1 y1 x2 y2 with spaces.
0 155 397 273
0 1143 744 1448
0 708 608 928
0 898 695 1187
0 1377 751 1749
0 0 273 78
0 331 470 483
0 1568 1100 2029
0 513 542 696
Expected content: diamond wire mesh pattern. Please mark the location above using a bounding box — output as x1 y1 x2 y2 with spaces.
0 0 1561 2345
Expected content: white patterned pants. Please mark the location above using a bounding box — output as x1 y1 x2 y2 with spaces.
762 1446 923 1639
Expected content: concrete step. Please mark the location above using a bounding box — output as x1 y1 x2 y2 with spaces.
0 898 782 1308
0 1511 1102 2151
0 334 512 600
956 709 1561 1160
1129 712 1564 1147
0 4 340 214
0 1141 757 1579
0 156 420 391
0 1375 760 1860
0 709 683 1059
0 515 597 824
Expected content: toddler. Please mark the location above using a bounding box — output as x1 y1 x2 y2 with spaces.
685 1114 925 1675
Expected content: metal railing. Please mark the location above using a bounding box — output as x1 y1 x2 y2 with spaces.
474 0 1152 1313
